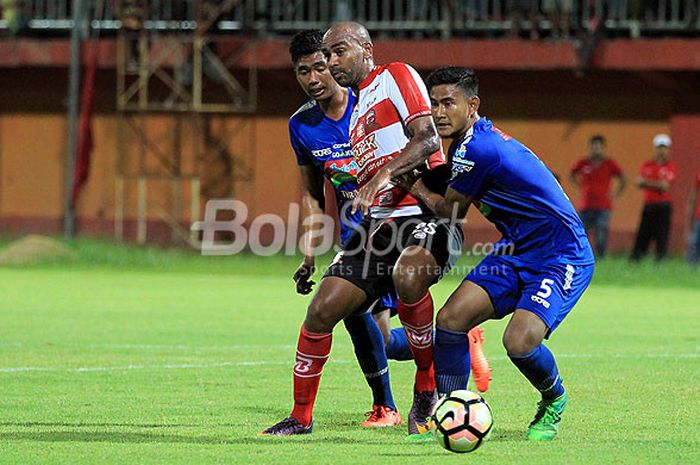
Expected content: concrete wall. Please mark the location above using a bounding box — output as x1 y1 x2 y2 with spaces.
0 68 697 254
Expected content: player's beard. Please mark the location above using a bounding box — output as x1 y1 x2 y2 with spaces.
332 69 352 88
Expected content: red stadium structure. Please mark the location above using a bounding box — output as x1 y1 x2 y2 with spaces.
0 0 699 253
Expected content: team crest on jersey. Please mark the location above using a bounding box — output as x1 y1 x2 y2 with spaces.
365 109 380 133
451 141 475 178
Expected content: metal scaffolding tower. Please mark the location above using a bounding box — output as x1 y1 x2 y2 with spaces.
115 2 256 246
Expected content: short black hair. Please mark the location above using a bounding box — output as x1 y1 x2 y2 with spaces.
425 66 479 97
289 29 324 64
590 134 606 145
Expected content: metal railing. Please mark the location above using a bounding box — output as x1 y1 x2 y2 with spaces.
1 0 699 37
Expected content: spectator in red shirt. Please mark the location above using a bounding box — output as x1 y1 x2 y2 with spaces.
630 134 677 262
570 135 626 258
687 170 700 267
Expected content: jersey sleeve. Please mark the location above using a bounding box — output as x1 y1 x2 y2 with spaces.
385 63 432 126
289 119 312 166
448 140 501 198
570 158 585 175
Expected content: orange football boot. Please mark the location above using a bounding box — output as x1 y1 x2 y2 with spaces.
360 405 402 428
468 326 492 393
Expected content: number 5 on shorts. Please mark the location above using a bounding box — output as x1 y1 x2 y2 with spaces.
537 279 555 299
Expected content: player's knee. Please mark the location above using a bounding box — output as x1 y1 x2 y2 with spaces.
435 306 466 332
393 271 423 303
305 296 341 333
502 327 540 356
392 261 433 304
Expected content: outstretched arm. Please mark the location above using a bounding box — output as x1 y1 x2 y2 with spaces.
352 115 440 214
295 165 326 295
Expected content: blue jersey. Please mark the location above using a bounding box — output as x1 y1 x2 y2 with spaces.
289 91 363 244
448 117 594 265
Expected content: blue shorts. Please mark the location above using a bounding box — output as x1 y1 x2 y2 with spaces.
466 255 594 337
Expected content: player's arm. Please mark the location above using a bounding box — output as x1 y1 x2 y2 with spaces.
295 165 325 295
353 115 440 214
409 178 472 221
612 171 627 198
636 177 669 191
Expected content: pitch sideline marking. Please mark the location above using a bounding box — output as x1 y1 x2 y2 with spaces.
0 353 698 374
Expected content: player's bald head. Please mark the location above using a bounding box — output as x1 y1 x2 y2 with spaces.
324 21 372 48
322 22 375 89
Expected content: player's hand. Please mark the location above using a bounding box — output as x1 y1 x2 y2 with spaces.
392 169 420 192
293 259 316 295
353 168 391 215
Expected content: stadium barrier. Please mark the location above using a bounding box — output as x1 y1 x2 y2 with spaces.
1 0 698 37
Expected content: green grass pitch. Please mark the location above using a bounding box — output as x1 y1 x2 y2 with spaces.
0 240 699 464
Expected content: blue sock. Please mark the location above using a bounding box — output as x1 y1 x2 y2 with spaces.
385 328 413 361
509 344 565 400
434 327 470 398
343 312 397 411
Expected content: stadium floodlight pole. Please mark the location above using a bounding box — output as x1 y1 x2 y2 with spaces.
63 0 87 239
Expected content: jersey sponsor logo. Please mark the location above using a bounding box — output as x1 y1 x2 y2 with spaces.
377 188 393 206
403 321 433 349
311 147 332 157
294 355 314 375
563 265 575 290
451 143 475 177
530 295 551 309
352 133 379 166
337 190 358 200
357 156 390 186
412 222 437 240
311 145 354 161
364 366 389 379
453 158 475 174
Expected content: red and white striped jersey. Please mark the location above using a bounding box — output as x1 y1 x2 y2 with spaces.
350 62 445 219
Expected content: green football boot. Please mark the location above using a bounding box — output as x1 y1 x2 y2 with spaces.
527 392 567 441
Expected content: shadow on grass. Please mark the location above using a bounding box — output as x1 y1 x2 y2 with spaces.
377 428 526 456
489 428 526 442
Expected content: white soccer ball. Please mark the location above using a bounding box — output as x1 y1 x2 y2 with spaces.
432 390 493 453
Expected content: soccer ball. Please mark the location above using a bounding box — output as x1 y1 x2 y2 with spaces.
432 390 493 453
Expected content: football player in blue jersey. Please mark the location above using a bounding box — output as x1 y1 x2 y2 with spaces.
405 67 595 441
283 29 403 428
